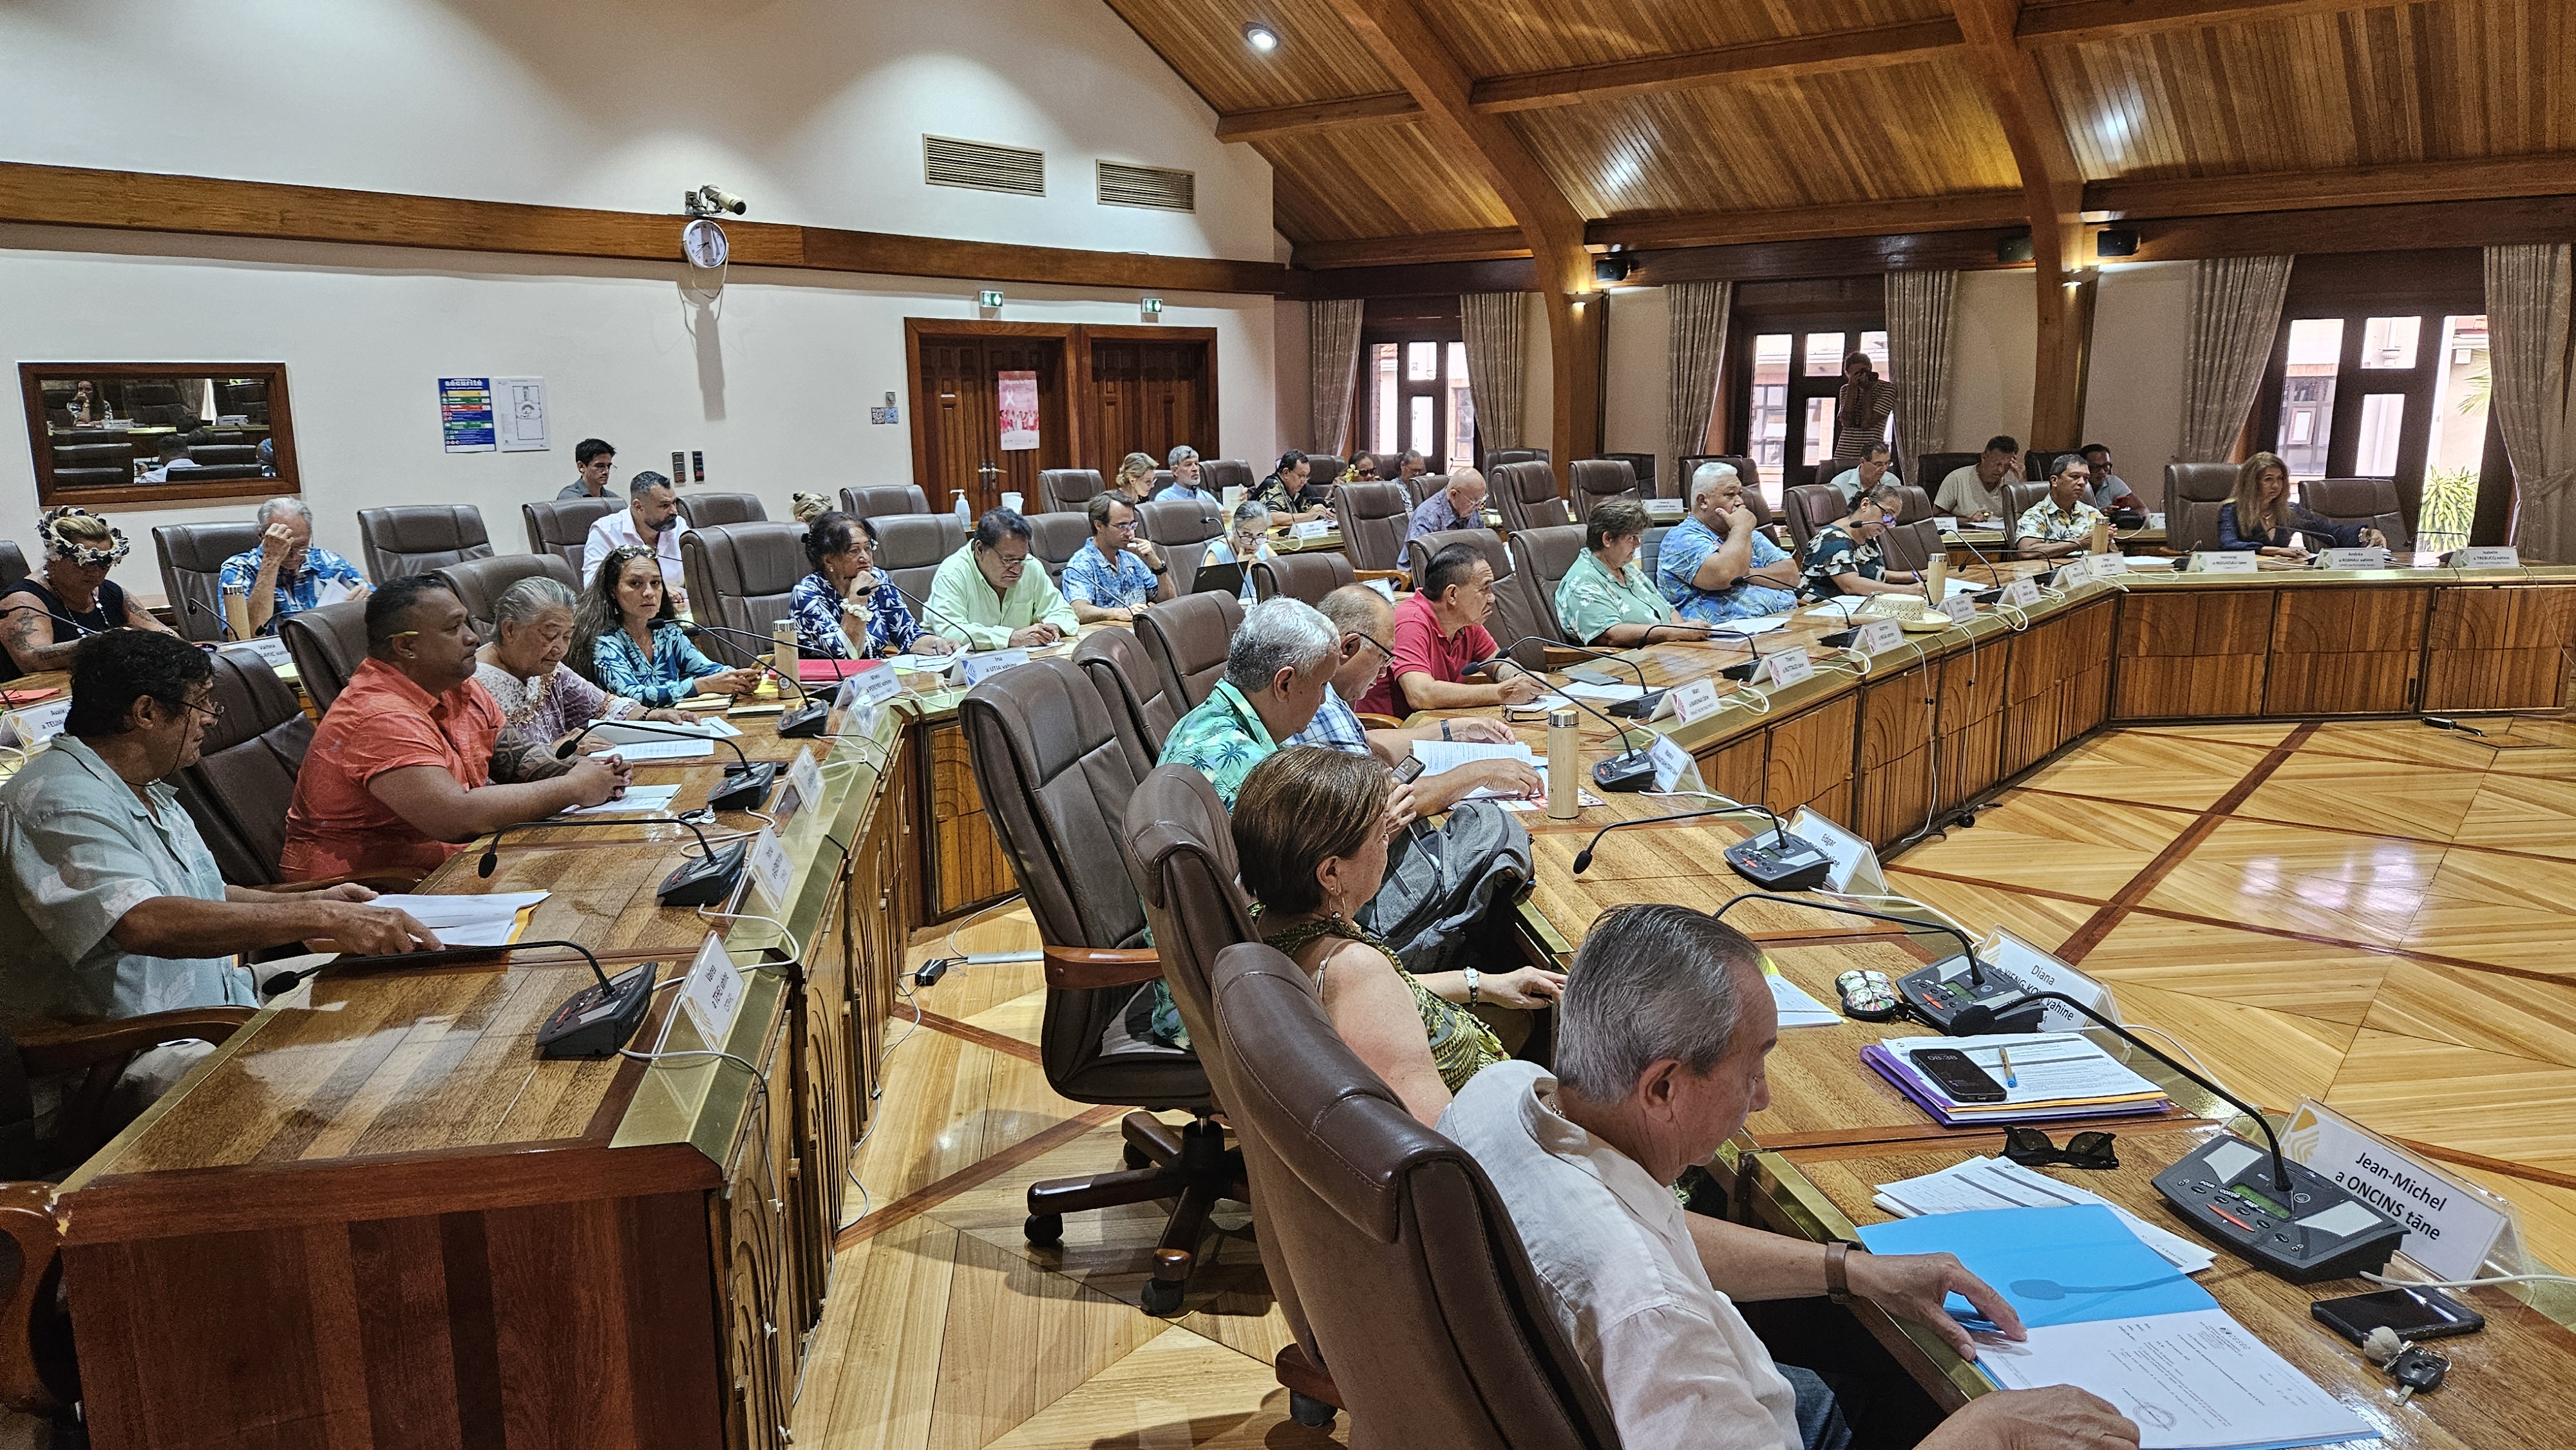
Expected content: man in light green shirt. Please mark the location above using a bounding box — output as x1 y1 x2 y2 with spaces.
923 509 1082 650
1555 497 1710 647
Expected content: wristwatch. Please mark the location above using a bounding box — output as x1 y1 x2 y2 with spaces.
1823 1241 1853 1304
1463 966 1481 1005
1441 720 1453 741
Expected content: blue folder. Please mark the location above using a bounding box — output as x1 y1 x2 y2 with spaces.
1856 1203 2216 1329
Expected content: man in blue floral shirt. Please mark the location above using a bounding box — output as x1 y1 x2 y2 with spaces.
1159 598 1339 807
1061 494 1169 625
218 497 368 639
1656 463 1799 625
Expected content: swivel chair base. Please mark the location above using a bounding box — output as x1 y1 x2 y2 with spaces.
1023 1108 1245 1317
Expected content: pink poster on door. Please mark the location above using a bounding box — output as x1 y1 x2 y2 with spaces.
998 370 1039 451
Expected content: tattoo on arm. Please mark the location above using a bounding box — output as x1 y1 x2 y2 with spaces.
489 726 573 784
3 610 71 670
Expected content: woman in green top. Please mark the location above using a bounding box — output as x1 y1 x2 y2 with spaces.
1554 496 1712 647
1233 746 1565 1126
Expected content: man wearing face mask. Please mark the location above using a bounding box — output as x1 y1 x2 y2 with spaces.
582 470 689 611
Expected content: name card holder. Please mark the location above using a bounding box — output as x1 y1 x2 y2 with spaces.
2450 545 2520 569
679 930 746 1045
2001 577 2041 607
2086 551 2128 575
1665 677 1723 725
2320 547 2391 570
1289 520 1334 540
956 647 1030 686
1855 619 1904 655
1762 649 1814 689
1938 595 1977 626
2190 551 2259 574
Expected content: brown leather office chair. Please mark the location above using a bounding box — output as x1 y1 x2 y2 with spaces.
1133 591 1242 717
2164 463 2239 555
1025 512 1092 587
1403 527 1511 603
959 660 1239 1315
1602 452 1655 496
1037 468 1105 515
522 497 617 575
838 484 930 521
1406 472 1446 507
1075 627 1179 770
1492 460 1570 533
1507 525 1587 647
674 491 766 529
1483 446 1549 470
679 521 805 668
1333 481 1414 574
2300 478 2410 550
1406 528 1544 672
151 521 261 642
2000 480 2053 554
278 596 369 713
169 650 313 886
434 552 579 639
1251 551 1355 606
1202 458 1255 499
873 514 963 605
1567 460 1638 523
356 505 493 583
1303 456 1345 487
1139 498 1224 583
1781 483 1845 556
0 541 26 590
1204 941 1622 1449
1877 485 1942 574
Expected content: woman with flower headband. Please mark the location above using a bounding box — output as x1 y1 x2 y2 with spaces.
2 507 174 677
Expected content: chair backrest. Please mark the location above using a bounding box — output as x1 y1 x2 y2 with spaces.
1304 456 1346 487
839 484 931 522
1403 527 1511 607
1121 767 1258 1088
873 513 965 604
2300 477 2410 550
1566 459 1638 522
679 522 807 667
1406 471 1446 507
1251 551 1354 606
1074 626 1178 773
1406 527 1539 666
523 497 618 575
1205 941 1622 1450
1139 497 1224 583
1781 483 1845 555
1133 590 1242 717
2000 480 2052 551
151 521 261 643
1483 446 1548 470
0 541 25 590
277 597 370 713
1025 511 1093 586
674 491 766 529
435 552 580 640
356 505 493 583
1332 480 1414 574
1037 468 1105 515
1917 452 1982 505
170 651 311 885
1202 458 1255 498
1492 460 1569 532
1506 525 1587 647
1602 452 1655 496
1877 485 1942 574
2165 463 2239 555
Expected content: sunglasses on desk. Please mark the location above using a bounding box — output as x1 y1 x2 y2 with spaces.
2002 1127 2119 1171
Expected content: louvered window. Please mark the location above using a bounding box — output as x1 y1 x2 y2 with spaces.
1097 161 1195 212
923 136 1044 196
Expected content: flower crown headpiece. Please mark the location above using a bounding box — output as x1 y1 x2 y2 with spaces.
38 506 129 567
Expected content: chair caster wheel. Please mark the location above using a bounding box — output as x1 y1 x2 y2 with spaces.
1288 1391 1336 1429
1123 1143 1151 1171
1023 1213 1063 1246
1140 1276 1184 1317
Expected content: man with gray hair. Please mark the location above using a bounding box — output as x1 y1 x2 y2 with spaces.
1406 465 1488 541
582 469 688 608
1157 596 1340 807
218 494 368 639
1443 904 2139 1450
1798 481 1927 600
1656 462 1799 625
1154 444 1218 506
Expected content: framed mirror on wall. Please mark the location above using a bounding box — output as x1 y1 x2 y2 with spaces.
18 362 299 507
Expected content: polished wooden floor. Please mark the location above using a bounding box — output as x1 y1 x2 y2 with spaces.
786 713 2576 1449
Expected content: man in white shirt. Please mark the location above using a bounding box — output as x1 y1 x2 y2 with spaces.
583 469 687 608
1935 435 2021 524
1441 903 2139 1450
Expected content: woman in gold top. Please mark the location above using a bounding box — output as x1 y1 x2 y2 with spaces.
1233 746 1564 1126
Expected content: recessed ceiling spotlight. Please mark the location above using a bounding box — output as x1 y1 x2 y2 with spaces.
1244 23 1280 53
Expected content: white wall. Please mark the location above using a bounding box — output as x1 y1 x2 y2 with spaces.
2083 262 2193 510
1274 299 1311 455
1949 270 2037 453
1602 287 1672 482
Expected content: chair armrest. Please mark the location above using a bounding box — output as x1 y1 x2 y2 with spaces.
0 1183 68 1414
1356 713 1404 731
13 1007 258 1078
1041 945 1164 991
1353 569 1407 587
1539 645 1599 668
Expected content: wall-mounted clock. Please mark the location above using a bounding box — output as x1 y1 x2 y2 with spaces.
681 218 730 268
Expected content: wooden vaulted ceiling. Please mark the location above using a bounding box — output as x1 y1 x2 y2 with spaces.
1100 0 2576 267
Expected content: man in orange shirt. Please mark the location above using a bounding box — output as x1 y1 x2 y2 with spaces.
281 577 629 882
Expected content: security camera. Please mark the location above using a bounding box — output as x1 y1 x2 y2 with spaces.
687 184 748 217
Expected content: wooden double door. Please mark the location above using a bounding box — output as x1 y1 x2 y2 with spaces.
906 319 1217 517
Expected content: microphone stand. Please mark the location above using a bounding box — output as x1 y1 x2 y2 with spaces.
1488 633 1665 719
265 936 660 1062
558 716 776 811
1705 626 1768 682
182 594 238 642
882 574 1014 657
679 621 828 738
476 814 746 908
1462 650 1657 791
1711 891 2037 1031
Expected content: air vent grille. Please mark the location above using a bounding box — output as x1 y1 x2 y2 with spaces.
923 136 1045 196
1097 161 1195 212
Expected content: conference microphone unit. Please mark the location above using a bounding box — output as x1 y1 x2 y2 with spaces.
1463 648 1656 792
1950 525 2008 592
1710 892 2041 1031
1577 801 1833 890
1949 991 2405 1283
1705 626 1768 683
476 814 746 909
558 717 777 812
262 937 659 1060
676 622 829 738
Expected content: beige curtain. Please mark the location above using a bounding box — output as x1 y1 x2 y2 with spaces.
1884 270 1957 482
1665 281 1731 473
2486 243 2576 563
1461 292 1528 453
2179 256 2293 461
1307 297 1363 455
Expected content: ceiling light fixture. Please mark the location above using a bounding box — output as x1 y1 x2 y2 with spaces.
1244 23 1280 52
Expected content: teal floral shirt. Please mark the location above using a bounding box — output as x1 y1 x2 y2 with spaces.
1156 679 1277 809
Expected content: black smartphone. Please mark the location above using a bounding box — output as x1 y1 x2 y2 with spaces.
2311 1286 2485 1346
1393 757 1426 784
1911 1048 2007 1103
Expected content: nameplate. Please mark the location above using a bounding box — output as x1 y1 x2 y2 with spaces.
1667 677 1723 725
1290 520 1334 540
2001 577 2041 608
2086 551 2128 576
1762 648 1814 689
2321 547 2391 570
747 826 793 908
1 698 71 749
2452 546 2520 569
956 647 1029 685
220 636 295 670
839 663 904 710
1933 516 1960 534
680 930 746 1045
1938 595 1977 626
1788 807 1884 896
2190 551 2259 574
2054 556 2091 587
1982 928 2119 1035
1647 733 1695 793
1855 619 1904 655
2147 513 2167 530
2283 1100 2510 1282
789 747 824 815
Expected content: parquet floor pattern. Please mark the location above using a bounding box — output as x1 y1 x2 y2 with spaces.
790 717 2576 1449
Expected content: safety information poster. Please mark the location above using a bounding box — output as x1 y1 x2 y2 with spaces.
439 376 497 452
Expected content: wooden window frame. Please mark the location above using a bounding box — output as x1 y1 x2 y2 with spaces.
21 361 300 507
1722 281 1888 494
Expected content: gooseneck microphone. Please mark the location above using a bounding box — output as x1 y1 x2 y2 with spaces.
262 933 661 1059
878 575 996 655
1572 802 1777 873
1710 891 2039 1030
263 936 603 997
556 716 777 811
1461 648 1656 791
676 621 828 738
475 814 746 908
1484 633 1662 718
182 595 238 641
1704 626 1768 682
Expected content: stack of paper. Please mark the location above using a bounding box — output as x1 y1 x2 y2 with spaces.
1872 1156 2214 1272
1562 681 1648 704
365 892 547 949
560 784 683 816
1865 1031 2170 1126
592 738 715 762
587 717 741 744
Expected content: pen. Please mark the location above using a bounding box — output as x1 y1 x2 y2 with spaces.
1998 1046 2018 1088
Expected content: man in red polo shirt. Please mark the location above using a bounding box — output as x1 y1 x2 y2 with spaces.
1357 541 1548 717
281 577 629 882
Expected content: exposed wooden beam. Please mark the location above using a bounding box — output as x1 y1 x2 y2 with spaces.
1294 229 1531 268
1472 19 1963 112
2088 154 2576 220
1591 191 2029 250
2128 193 2576 264
0 162 1296 296
2017 0 2374 45
1213 91 1421 143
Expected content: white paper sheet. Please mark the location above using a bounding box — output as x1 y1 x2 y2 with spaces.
314 577 361 607
1973 1308 2369 1449
591 739 714 762
1873 1156 2213 1272
1886 1032 2163 1107
560 785 683 816
1408 739 1537 775
1562 681 1648 703
586 719 739 744
365 892 547 948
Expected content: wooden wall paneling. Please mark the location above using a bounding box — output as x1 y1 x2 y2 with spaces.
1074 325 1218 473
1935 633 2012 813
2420 584 2576 713
1761 695 1862 829
2263 585 2430 715
792 864 853 1338
1855 670 1939 849
2111 588 2271 720
719 1008 800 1450
923 718 1017 920
1691 728 1772 809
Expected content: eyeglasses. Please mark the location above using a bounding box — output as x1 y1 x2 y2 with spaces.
2002 1127 2119 1171
1343 630 1392 662
178 696 226 722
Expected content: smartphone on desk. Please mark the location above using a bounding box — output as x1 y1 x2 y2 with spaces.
1911 1048 2007 1103
2312 1286 2484 1346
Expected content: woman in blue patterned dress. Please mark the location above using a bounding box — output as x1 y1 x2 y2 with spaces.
788 511 962 660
